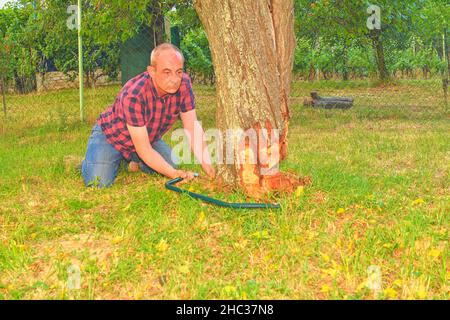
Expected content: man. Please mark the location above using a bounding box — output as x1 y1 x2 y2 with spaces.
81 43 215 188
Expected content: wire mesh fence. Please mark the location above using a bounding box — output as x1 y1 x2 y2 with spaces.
0 0 448 162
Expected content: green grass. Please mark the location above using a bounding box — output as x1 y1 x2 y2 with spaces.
0 80 448 300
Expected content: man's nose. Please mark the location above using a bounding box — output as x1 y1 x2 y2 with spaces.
169 75 181 84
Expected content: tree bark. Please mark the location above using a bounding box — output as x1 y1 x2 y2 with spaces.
194 0 304 197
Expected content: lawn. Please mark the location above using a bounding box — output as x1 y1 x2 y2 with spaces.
0 79 448 299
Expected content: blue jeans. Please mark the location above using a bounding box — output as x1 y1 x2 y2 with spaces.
81 124 179 188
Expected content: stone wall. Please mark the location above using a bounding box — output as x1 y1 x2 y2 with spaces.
36 70 121 92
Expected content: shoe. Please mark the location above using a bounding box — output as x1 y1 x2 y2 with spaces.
128 161 140 172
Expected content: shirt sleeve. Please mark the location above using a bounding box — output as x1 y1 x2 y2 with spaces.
180 74 196 113
122 93 147 127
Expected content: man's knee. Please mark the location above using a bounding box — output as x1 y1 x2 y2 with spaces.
81 160 118 188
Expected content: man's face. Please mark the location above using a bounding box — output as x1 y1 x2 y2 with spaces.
148 50 184 96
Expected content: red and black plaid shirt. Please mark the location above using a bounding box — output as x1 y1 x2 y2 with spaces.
97 71 195 161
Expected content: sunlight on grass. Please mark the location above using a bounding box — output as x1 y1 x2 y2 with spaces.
0 80 448 300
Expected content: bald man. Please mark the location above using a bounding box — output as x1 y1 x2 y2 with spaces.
81 43 215 188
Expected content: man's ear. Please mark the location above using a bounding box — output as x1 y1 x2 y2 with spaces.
147 65 156 76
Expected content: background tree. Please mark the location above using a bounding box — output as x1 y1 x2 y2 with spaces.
0 34 13 116
36 0 124 87
294 0 425 82
0 1 40 93
0 0 193 89
411 0 449 102
166 4 214 84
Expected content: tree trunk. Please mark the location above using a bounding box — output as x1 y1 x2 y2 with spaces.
442 30 449 106
308 63 315 82
370 29 389 82
194 0 304 197
28 46 36 91
422 67 428 79
149 1 165 47
341 38 349 81
85 71 91 88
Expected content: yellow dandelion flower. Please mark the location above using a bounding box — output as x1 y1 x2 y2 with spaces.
417 288 427 299
320 284 330 293
156 239 169 253
428 248 442 259
412 198 424 205
357 280 367 292
393 279 403 287
321 253 330 262
384 287 398 299
295 186 304 198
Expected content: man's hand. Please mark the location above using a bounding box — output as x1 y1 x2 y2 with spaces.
172 169 197 181
202 164 216 179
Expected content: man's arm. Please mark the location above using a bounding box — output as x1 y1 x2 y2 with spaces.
127 124 195 180
180 109 216 178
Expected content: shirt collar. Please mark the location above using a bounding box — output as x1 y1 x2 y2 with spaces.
145 71 159 99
